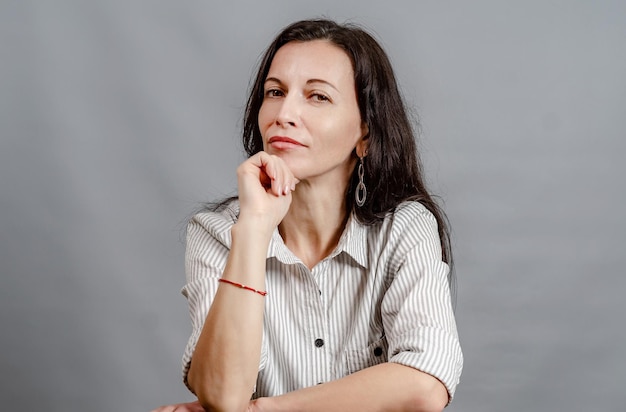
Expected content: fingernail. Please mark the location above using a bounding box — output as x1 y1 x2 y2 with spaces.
284 185 291 195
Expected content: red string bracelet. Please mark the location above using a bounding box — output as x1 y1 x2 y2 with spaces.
218 278 267 296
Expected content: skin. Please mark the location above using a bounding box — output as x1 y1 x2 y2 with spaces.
152 40 448 412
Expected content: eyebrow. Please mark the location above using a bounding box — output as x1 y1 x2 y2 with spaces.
264 77 339 92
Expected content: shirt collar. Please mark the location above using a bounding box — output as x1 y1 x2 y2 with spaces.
267 229 299 265
267 213 369 269
338 213 369 268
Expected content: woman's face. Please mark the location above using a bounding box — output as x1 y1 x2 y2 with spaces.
258 40 368 185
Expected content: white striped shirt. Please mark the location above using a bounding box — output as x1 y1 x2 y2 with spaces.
181 200 463 401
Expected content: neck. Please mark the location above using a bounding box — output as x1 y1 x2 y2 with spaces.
279 180 350 269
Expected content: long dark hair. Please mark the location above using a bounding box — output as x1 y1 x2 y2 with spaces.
243 19 453 269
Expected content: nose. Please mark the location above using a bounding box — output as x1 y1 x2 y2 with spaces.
274 95 299 128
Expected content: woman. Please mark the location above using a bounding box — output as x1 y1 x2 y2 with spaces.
154 18 462 412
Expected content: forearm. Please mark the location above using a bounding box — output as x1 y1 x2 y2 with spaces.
188 219 272 411
256 363 448 412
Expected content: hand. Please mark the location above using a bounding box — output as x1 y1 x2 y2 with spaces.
151 400 205 412
151 398 268 412
236 151 298 230
247 397 268 412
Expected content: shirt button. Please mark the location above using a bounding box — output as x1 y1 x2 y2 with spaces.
374 347 383 356
314 338 324 347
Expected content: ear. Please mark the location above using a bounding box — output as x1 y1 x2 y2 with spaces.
360 122 369 139
356 123 369 158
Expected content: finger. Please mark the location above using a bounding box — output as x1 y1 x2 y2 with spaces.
272 167 288 196
150 406 174 412
281 166 299 194
248 152 282 194
184 400 204 412
275 157 299 195
289 176 300 191
254 152 277 179
249 151 296 196
262 154 290 196
263 156 286 196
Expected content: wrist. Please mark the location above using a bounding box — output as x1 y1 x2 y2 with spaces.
232 216 276 241
228 220 274 268
252 396 282 412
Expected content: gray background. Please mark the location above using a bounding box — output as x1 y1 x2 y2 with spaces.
2 1 625 411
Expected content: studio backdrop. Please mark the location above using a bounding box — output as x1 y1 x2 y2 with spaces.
1 1 625 411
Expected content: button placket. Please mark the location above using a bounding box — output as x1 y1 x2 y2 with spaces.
310 260 331 384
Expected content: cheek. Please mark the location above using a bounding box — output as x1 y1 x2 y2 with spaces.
314 111 356 136
333 114 365 146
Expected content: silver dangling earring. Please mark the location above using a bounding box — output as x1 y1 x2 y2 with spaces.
355 156 367 207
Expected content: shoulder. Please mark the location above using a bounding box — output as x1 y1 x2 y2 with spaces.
389 201 437 225
187 199 240 248
370 201 443 259
383 201 439 239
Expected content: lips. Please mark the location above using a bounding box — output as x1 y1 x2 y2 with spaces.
268 136 306 149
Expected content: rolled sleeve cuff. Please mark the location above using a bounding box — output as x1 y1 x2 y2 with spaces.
388 327 463 401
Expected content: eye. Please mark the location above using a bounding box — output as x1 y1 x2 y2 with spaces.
311 92 331 103
265 88 284 98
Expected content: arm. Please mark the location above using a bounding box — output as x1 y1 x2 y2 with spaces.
252 363 448 412
187 152 298 412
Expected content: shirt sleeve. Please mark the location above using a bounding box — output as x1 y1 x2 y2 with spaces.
180 213 229 392
179 208 268 393
381 203 463 402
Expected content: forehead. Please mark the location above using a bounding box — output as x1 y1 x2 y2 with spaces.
267 40 354 85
